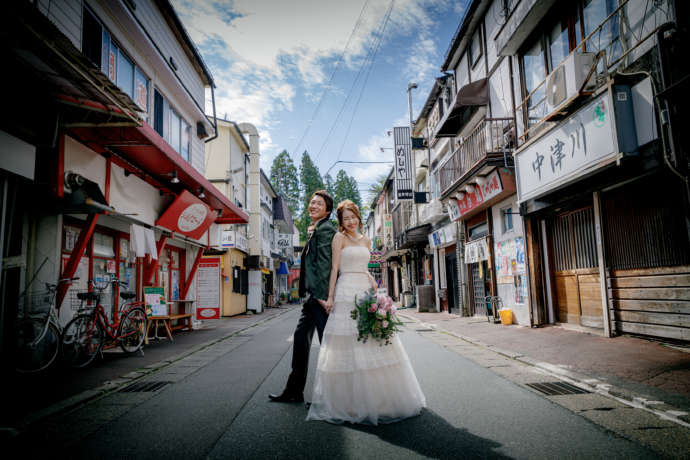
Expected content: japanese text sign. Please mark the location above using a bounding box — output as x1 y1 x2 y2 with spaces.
456 170 503 217
393 126 413 200
515 92 617 202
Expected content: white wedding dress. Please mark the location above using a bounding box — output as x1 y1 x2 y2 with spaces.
306 245 426 425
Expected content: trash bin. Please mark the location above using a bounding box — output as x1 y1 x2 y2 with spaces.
499 309 512 325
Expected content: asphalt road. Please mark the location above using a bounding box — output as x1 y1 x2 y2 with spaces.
18 308 664 459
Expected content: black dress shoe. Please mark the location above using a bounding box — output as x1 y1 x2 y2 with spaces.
268 392 304 403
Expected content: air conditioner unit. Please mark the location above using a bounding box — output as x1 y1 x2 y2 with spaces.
544 52 597 118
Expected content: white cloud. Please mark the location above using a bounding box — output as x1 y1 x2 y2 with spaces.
173 0 449 160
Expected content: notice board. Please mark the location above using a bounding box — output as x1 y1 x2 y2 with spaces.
196 256 221 320
144 286 167 317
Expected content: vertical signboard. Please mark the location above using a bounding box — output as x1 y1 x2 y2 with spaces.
393 126 413 200
196 257 221 320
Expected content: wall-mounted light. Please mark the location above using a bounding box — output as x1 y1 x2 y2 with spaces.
455 191 465 200
198 188 205 199
170 170 180 184
464 184 475 194
474 175 487 186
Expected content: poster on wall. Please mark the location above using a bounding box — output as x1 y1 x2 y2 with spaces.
196 257 221 320
144 286 167 317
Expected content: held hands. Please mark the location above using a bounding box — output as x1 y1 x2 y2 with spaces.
317 297 334 314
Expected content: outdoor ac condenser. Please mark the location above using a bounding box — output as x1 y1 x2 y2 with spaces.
544 51 597 117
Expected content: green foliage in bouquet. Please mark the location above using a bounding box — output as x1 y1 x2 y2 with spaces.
350 289 403 345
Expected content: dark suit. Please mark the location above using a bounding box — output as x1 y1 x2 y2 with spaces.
286 217 336 395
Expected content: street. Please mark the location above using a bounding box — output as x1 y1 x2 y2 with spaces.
11 307 688 459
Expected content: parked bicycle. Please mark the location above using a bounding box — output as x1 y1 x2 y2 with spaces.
14 276 79 373
61 278 147 368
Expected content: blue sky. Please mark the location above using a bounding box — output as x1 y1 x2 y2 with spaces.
171 0 466 200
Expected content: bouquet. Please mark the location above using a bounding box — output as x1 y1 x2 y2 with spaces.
350 289 403 345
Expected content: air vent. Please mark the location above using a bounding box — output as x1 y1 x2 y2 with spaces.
120 381 172 393
526 381 590 396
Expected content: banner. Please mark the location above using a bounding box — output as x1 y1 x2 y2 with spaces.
393 126 413 200
464 238 490 264
383 214 393 249
275 233 292 249
196 257 221 320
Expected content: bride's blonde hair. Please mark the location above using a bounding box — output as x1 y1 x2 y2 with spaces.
336 199 363 233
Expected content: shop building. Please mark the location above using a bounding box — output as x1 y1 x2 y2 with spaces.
501 0 690 338
433 0 524 321
205 119 251 316
0 0 249 358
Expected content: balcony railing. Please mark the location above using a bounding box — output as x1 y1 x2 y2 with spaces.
439 117 514 198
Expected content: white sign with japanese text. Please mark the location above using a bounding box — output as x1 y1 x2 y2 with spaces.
515 91 618 202
393 126 413 200
446 199 461 222
275 233 292 249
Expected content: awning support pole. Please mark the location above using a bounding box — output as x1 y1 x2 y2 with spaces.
143 234 169 285
57 213 99 311
181 247 204 300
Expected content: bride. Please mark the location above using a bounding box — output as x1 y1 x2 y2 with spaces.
306 200 426 425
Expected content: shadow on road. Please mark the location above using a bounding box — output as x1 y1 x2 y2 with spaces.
345 408 512 459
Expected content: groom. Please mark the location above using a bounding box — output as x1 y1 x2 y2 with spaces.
269 190 336 403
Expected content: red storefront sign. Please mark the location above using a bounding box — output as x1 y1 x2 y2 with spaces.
456 169 503 216
156 190 218 240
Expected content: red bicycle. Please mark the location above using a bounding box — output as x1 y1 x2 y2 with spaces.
61 278 147 367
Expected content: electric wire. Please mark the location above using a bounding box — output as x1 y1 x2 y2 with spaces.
314 0 394 163
334 0 395 163
290 0 371 158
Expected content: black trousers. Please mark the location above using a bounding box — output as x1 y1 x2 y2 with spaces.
285 296 329 395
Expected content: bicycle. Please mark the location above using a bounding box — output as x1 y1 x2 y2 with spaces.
61 278 147 368
14 277 79 373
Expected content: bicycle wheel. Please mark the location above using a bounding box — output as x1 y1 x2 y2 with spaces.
61 314 103 368
14 318 60 373
118 307 146 354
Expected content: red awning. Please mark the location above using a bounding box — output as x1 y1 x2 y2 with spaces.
68 118 248 225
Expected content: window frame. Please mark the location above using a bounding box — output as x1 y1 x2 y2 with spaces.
469 26 483 69
153 87 191 160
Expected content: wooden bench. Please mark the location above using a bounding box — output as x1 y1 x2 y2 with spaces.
169 313 192 331
146 315 173 343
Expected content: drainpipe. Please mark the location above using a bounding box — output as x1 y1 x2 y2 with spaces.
204 85 218 144
239 123 262 313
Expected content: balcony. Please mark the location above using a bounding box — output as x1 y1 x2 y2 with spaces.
439 118 514 198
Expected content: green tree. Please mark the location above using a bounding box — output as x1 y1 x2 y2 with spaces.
270 150 300 215
333 169 362 210
366 172 389 204
323 173 335 199
298 151 325 241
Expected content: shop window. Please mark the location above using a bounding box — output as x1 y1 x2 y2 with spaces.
521 37 547 127
81 5 149 116
469 27 483 68
153 89 191 160
468 222 489 240
502 207 514 233
232 266 241 293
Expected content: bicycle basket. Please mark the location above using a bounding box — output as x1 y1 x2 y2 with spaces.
18 291 54 318
70 289 99 313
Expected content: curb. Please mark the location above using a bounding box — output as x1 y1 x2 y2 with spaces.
399 313 690 428
15 306 296 431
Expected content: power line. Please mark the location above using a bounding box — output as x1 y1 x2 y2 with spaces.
315 1 394 163
334 0 394 163
291 0 370 158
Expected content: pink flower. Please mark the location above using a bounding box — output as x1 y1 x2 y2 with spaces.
385 296 393 307
377 308 386 317
368 305 377 313
382 320 389 328
377 294 387 305
391 305 397 313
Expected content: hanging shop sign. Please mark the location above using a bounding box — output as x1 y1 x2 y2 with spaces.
428 222 456 248
515 91 617 202
393 126 413 200
383 214 393 249
456 169 503 217
447 198 461 221
156 190 218 240
196 256 221 320
275 233 292 249
221 230 235 247
465 237 490 264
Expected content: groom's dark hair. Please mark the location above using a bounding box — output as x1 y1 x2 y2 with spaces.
311 190 333 214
